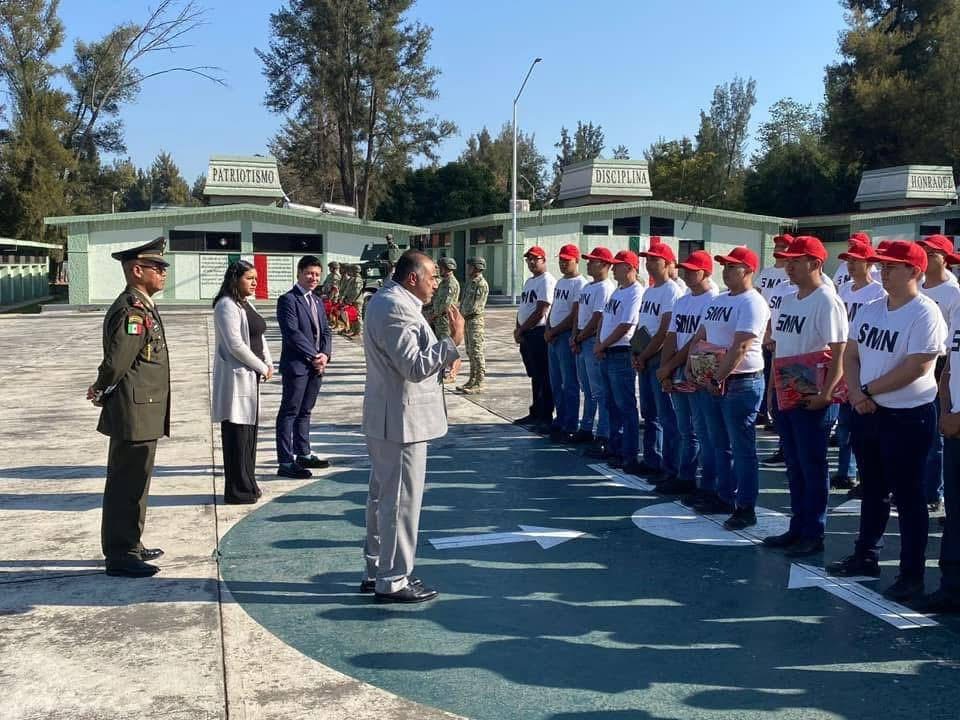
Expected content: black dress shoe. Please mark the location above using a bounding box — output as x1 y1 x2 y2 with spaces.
762 531 798 548
785 537 825 557
655 476 695 495
883 575 924 602
139 548 164 561
694 496 735 515
827 553 880 577
723 506 757 530
572 429 594 444
375 582 438 604
278 462 312 479
585 440 609 458
513 414 537 426
360 576 424 594
915 588 960 613
630 461 663 478
761 450 785 466
607 457 624 469
296 454 330 469
105 558 160 577
830 473 857 490
549 429 565 442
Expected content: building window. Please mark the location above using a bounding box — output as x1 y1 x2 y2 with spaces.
613 216 644 236
582 225 609 235
678 240 704 258
944 219 960 237
650 217 675 237
252 232 323 253
169 230 241 252
470 225 503 244
796 225 849 244
410 234 429 250
919 224 942 238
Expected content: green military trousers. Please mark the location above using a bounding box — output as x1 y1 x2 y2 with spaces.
101 436 157 561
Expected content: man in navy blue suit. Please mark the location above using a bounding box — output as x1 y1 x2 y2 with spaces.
276 255 334 478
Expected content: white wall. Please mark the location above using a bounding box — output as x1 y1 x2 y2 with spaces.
870 223 915 241
88 227 165 300
704 225 762 289
251 221 319 235
171 221 239 233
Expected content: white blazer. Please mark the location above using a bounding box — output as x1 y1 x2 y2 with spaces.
211 297 273 425
362 280 460 444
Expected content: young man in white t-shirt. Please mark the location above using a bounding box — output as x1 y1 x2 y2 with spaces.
573 246 618 456
831 241 948 602
513 246 556 433
833 232 881 287
918 235 960 511
763 236 848 557
656 250 720 499
632 243 685 481
834 240 886 493
593 250 644 474
685 246 771 530
918 308 960 612
545 244 590 442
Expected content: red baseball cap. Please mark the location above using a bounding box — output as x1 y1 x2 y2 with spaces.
678 250 713 273
874 240 928 272
876 240 894 253
849 231 872 248
558 243 581 261
524 246 546 259
918 235 960 265
639 243 677 263
838 240 876 262
773 233 794 248
714 246 759 273
612 250 640 271
649 235 662 247
774 235 827 263
582 246 614 263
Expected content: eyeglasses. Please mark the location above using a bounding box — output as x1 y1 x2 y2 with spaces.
138 263 168 275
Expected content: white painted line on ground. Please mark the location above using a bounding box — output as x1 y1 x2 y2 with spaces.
631 502 791 547
787 563 937 630
429 525 585 551
587 463 657 492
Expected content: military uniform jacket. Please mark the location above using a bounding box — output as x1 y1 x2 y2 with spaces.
460 276 489 319
320 272 341 297
431 275 461 316
341 275 364 306
93 287 171 441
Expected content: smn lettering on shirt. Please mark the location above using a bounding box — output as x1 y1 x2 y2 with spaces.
640 300 661 317
858 323 900 353
950 328 960 353
674 314 701 334
554 287 571 301
847 303 863 321
705 305 732 323
604 298 621 314
521 290 539 304
775 313 806 335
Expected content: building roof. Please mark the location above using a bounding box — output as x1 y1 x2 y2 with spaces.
430 199 795 234
44 203 429 239
795 202 960 230
0 237 62 249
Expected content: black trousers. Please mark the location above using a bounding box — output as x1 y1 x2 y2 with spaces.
102 436 157 561
222 421 259 502
519 326 553 422
940 435 960 595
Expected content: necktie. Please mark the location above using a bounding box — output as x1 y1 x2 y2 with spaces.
307 293 320 351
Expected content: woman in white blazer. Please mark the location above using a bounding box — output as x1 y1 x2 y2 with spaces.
212 260 273 504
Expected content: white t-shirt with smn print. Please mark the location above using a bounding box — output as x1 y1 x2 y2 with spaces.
851 294 948 408
517 272 556 326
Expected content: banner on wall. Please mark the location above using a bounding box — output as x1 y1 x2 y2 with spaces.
266 255 295 298
199 255 230 298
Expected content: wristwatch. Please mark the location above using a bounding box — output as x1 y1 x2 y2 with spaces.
860 383 872 398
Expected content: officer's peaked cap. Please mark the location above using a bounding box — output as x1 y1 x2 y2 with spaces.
111 236 169 266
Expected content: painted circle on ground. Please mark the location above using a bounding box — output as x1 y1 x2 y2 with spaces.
632 502 791 546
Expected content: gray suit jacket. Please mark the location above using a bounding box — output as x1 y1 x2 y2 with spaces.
362 280 460 444
211 297 272 425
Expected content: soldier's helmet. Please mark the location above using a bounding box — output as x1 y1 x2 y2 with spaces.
328 261 340 269
467 256 486 270
437 256 457 270
350 264 361 273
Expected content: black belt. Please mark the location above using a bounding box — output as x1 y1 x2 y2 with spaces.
727 370 762 379
605 346 631 354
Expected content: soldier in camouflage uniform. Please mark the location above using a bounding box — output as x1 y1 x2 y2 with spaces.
319 261 341 299
429 256 461 383
339 264 365 337
458 256 489 393
85 237 171 578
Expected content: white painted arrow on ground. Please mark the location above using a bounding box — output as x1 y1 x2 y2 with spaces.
429 526 585 551
788 563 937 630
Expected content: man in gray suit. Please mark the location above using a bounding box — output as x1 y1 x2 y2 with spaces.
361 250 465 603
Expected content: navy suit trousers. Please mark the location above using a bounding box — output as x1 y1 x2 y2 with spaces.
276 370 321 464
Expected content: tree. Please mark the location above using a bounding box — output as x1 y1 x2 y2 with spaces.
258 0 456 218
694 76 757 209
62 0 224 164
549 121 606 199
755 98 821 157
0 0 74 241
460 123 548 207
611 144 630 160
191 174 206 205
149 151 191 206
375 162 505 226
644 137 717 205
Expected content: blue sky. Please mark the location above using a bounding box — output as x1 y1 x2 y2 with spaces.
52 0 848 183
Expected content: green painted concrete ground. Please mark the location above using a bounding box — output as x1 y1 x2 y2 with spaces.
220 423 960 720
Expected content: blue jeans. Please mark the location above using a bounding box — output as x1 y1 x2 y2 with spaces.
577 337 604 436
852 403 935 579
638 358 679 474
924 400 944 503
700 390 734 503
670 391 700 484
836 403 858 479
940 435 960 593
599 349 639 464
690 390 717 493
706 373 763 509
779 405 832 539
547 330 580 432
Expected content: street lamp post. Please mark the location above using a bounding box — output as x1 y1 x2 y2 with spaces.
511 56 542 305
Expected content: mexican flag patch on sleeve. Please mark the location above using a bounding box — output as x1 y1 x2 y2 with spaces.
126 315 145 335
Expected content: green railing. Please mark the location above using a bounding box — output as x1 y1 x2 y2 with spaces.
0 261 51 307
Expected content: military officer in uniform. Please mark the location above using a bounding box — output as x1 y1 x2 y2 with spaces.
319 261 341 300
85 237 170 578
429 257 462 383
458 256 489 393
339 264 365 337
385 233 402 265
